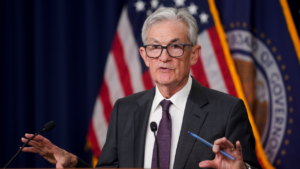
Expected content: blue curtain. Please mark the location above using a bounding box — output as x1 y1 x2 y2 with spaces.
0 0 125 167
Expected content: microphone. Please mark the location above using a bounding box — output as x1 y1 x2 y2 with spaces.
4 121 56 168
43 120 56 131
150 122 160 169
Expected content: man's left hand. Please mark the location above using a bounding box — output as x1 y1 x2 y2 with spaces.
199 137 246 169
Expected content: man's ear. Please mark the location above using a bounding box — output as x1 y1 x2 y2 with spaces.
140 47 150 67
190 44 201 66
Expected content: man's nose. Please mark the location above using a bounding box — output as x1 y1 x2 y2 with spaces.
159 48 172 61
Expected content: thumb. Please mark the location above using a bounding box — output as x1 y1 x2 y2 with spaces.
199 160 217 168
52 147 66 167
56 163 64 169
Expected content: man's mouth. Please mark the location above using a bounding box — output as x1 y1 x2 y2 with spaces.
159 67 171 71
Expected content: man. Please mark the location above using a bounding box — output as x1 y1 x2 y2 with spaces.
22 7 261 169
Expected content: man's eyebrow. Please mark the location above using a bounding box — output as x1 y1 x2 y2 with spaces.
150 38 159 43
170 38 181 43
149 38 182 44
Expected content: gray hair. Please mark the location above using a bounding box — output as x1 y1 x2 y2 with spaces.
141 7 198 45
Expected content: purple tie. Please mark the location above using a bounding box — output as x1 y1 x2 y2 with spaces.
152 99 172 169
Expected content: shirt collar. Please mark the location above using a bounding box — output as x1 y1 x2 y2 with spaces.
152 76 192 113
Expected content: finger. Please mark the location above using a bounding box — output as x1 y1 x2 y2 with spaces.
199 160 217 168
24 134 44 144
22 137 39 143
22 147 39 153
27 140 43 149
25 133 46 142
24 133 35 139
214 137 234 150
212 144 220 154
235 141 243 157
25 133 54 149
21 137 36 145
22 137 45 151
22 137 38 146
21 137 29 144
214 137 234 148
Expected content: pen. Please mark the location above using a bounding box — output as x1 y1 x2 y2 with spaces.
188 131 235 161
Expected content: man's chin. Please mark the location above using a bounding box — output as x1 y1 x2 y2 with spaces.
155 79 176 87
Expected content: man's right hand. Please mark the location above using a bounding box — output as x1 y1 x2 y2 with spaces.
21 133 78 168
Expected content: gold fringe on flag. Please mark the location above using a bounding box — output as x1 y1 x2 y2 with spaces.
279 0 300 63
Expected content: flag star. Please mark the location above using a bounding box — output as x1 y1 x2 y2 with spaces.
147 9 153 16
134 0 146 12
187 3 198 15
199 11 209 24
174 0 185 7
158 4 165 9
150 0 159 9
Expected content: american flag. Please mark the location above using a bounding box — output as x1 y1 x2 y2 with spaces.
87 0 272 167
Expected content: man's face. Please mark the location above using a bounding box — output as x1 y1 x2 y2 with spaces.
140 20 200 92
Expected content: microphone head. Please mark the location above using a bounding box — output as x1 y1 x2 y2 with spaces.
44 121 56 131
150 122 157 132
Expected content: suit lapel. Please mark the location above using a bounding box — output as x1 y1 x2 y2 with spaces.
133 88 155 167
173 78 209 169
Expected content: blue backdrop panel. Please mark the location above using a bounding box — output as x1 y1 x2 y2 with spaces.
0 0 125 167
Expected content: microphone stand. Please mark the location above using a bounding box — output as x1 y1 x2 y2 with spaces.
4 121 55 168
4 129 45 168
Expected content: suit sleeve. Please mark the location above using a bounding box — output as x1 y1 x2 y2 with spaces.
76 157 92 168
95 99 120 168
225 99 262 169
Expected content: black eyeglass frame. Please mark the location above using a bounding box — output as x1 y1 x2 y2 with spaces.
143 43 194 58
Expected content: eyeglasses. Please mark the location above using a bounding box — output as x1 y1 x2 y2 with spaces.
143 43 193 58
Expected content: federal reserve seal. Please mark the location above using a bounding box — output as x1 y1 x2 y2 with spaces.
226 29 288 164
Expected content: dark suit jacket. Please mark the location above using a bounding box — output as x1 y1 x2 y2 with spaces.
77 77 261 169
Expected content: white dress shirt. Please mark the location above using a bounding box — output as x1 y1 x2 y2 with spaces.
143 76 192 169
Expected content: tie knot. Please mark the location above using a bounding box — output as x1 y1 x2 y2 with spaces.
160 99 172 111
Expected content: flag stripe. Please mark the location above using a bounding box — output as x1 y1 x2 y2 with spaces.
191 56 210 88
198 30 228 93
118 8 144 93
88 121 101 158
105 52 125 105
112 33 134 96
207 26 237 97
99 80 113 123
93 98 108 151
142 69 155 90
